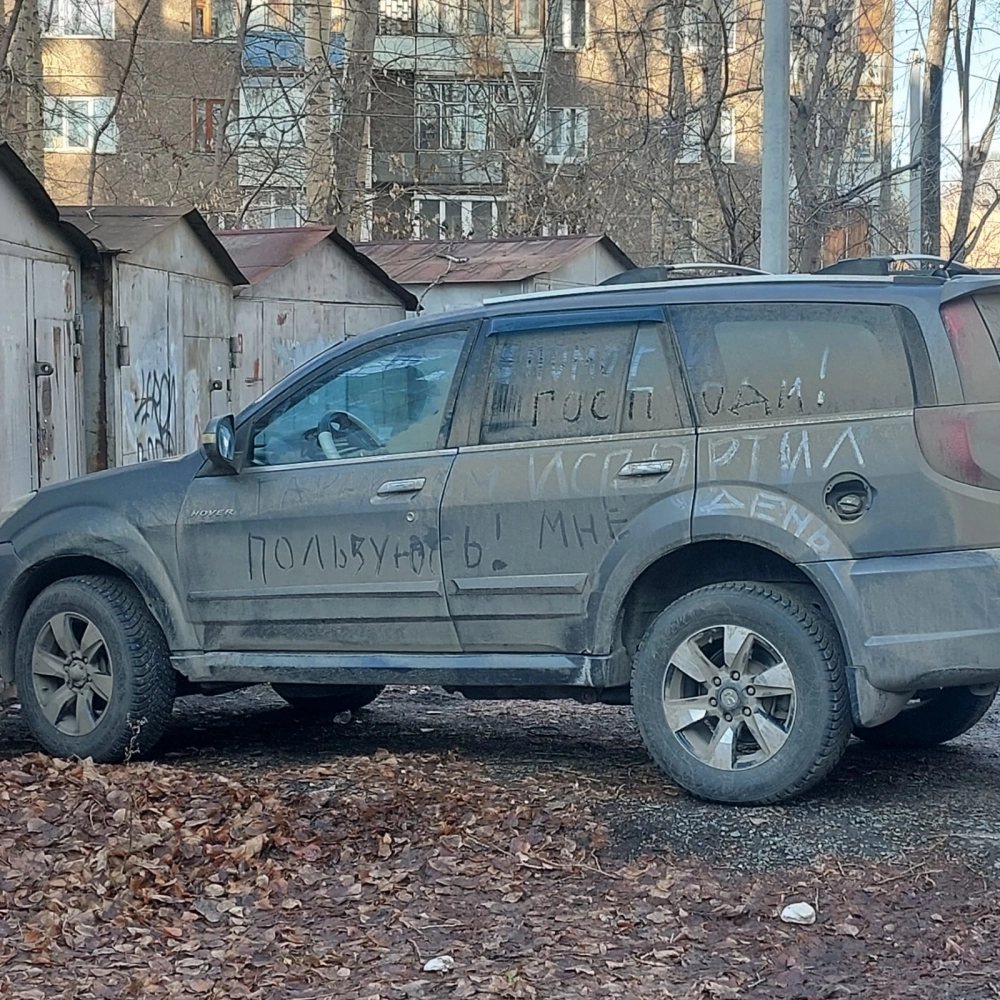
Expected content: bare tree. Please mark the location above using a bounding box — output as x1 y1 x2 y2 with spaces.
921 0 951 255
4 0 43 177
0 0 26 68
328 0 377 232
85 0 153 205
946 0 1000 259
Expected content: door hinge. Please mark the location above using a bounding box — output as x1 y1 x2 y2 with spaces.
116 325 130 368
73 316 84 342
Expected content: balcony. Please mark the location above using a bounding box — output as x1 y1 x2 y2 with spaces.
243 29 345 69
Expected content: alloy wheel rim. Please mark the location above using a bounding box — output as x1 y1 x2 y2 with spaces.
661 624 797 771
31 612 113 737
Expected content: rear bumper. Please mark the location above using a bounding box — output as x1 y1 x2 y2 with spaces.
809 548 1000 697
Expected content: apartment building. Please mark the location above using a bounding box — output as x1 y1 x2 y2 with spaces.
18 0 893 266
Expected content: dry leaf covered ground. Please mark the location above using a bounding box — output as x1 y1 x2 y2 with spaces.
3 686 1000 999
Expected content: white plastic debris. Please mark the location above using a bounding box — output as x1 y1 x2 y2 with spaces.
780 901 817 925
422 955 455 973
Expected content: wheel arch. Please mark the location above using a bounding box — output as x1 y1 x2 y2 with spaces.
1 544 195 684
601 538 856 670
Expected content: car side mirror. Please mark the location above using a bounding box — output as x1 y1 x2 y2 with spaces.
202 415 239 473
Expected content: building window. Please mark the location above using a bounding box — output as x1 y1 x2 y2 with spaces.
192 0 236 38
676 115 701 163
41 0 114 37
503 0 542 35
380 0 416 34
551 0 585 47
540 107 588 163
239 78 306 146
720 104 735 163
44 96 118 153
193 98 225 151
416 0 473 33
413 196 504 238
676 0 737 53
243 189 306 228
416 81 535 151
412 0 542 35
247 0 299 32
848 100 876 162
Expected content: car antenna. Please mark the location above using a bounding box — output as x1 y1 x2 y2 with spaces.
936 228 978 278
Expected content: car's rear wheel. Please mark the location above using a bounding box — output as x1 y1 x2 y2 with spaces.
271 683 384 716
854 685 998 748
631 582 852 805
14 575 176 762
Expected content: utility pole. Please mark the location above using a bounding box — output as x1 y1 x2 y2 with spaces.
908 49 922 254
760 0 790 273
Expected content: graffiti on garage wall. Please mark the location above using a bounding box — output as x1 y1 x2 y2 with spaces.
134 369 177 462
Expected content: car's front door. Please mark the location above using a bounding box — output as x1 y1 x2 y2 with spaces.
178 324 473 653
439 307 696 654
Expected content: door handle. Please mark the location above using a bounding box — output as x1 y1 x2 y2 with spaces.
617 460 674 479
376 478 426 496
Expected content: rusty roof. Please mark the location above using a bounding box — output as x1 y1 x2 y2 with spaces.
216 226 418 311
60 205 246 285
356 235 635 285
0 143 98 263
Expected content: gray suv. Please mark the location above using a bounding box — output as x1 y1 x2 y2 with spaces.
3 271 1000 804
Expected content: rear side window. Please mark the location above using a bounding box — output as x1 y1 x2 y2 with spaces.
975 295 1000 355
670 302 915 425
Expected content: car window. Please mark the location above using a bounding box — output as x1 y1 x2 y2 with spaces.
670 301 915 424
975 294 1000 357
249 330 467 467
480 318 660 445
621 325 685 433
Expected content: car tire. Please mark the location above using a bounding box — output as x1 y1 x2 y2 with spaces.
853 685 998 748
631 582 852 805
271 683 385 715
15 575 176 763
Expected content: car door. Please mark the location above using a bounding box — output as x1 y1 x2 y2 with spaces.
671 297 934 561
177 323 474 654
439 306 696 654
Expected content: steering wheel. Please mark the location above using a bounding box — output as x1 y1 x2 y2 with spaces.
317 410 384 460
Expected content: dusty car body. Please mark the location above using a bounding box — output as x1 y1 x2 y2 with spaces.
4 271 1000 803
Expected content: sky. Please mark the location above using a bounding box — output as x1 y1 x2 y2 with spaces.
893 0 1000 178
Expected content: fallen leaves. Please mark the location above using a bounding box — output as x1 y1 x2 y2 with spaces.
0 742 998 999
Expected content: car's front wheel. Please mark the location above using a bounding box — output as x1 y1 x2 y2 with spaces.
631 582 852 805
271 683 384 716
854 685 998 748
15 575 176 762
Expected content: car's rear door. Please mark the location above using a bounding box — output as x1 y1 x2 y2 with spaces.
670 294 938 560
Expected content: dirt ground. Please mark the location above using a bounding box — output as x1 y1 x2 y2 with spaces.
4 685 1000 998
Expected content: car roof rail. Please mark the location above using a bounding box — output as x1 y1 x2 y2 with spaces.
815 254 980 278
600 262 770 285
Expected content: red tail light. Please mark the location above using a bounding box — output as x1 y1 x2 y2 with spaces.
918 298 1000 488
916 405 1000 490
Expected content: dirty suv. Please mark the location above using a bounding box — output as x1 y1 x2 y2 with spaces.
4 271 1000 805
